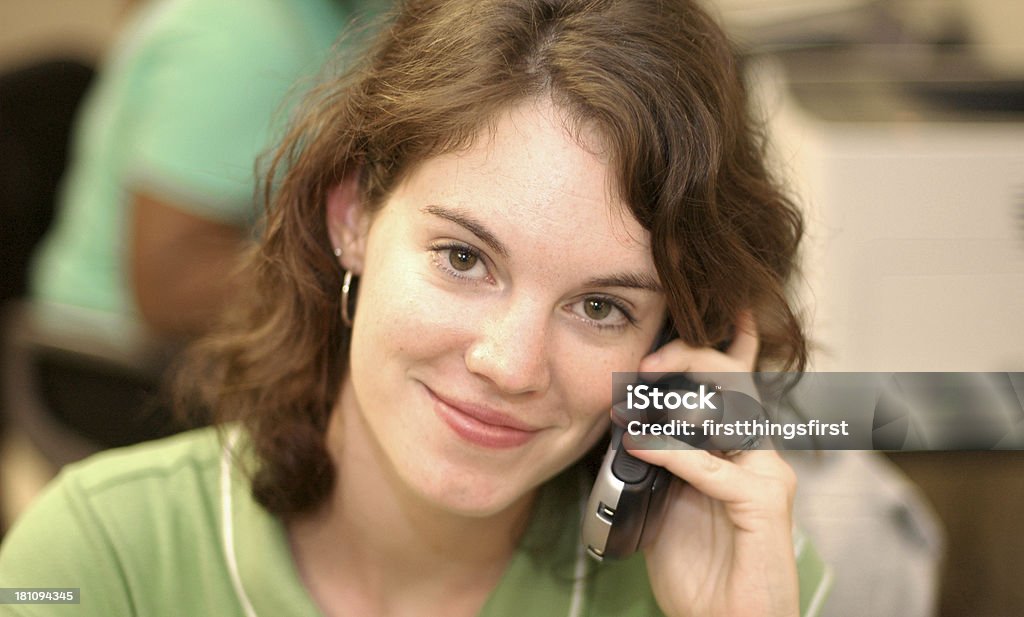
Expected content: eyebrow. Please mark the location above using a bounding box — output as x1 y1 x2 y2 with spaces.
583 272 663 294
422 204 663 293
423 205 509 258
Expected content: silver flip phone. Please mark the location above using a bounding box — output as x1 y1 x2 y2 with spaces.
581 325 751 561
580 421 675 561
581 367 764 560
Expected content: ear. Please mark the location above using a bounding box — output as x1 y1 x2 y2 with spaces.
326 172 369 273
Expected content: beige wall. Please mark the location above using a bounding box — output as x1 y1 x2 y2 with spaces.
0 0 133 70
5 0 1019 72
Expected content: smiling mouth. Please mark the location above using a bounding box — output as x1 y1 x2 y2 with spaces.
426 386 540 449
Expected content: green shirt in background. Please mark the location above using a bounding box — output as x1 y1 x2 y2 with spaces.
30 0 377 316
0 428 830 616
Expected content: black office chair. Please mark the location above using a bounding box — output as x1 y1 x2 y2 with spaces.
0 59 94 302
3 301 180 467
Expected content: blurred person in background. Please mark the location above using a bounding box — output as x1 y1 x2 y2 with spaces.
29 0 386 338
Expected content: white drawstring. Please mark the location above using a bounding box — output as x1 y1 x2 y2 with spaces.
220 428 259 617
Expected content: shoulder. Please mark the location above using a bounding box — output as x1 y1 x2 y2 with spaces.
50 427 228 552
56 425 225 499
2 426 227 549
0 428 233 613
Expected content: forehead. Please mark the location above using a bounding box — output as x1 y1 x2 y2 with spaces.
390 99 653 266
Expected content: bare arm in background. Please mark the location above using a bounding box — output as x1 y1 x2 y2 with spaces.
130 192 246 337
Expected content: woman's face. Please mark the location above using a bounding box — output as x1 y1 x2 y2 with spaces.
333 99 667 516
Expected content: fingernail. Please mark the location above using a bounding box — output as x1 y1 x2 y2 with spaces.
611 401 631 425
624 431 682 451
622 432 659 450
641 351 662 372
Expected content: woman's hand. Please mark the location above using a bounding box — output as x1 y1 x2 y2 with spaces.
625 313 800 617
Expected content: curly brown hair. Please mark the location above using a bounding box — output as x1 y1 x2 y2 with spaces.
179 0 807 517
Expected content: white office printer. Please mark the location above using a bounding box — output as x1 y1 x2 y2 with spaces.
753 48 1024 372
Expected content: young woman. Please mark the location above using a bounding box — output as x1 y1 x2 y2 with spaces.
0 1 829 615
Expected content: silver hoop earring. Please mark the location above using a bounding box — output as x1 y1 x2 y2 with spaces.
340 270 355 328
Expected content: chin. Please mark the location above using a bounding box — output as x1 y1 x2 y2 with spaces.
408 457 538 518
400 431 601 520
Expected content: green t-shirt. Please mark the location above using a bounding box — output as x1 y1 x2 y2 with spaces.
0 428 830 616
30 0 377 316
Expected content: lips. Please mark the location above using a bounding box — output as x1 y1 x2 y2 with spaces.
426 387 541 449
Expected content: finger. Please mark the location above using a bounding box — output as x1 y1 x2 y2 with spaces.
623 433 754 504
726 310 759 367
640 338 734 373
624 433 794 507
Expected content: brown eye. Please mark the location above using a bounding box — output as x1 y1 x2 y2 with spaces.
584 298 612 320
448 248 478 272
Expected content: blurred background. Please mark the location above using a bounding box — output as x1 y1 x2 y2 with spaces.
1 1 1022 616
0 0 148 531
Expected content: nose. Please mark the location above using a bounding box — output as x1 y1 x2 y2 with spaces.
465 300 552 395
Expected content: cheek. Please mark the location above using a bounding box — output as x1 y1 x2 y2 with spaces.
558 348 642 426
559 377 613 466
353 244 475 365
556 349 645 462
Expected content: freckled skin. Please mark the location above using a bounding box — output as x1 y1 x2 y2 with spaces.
333 98 667 516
